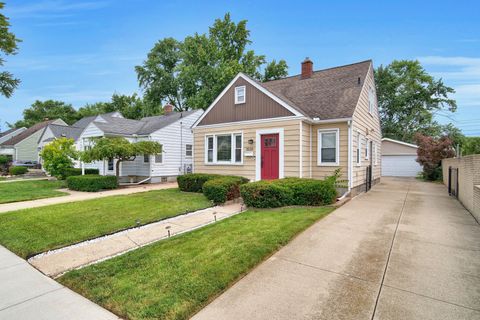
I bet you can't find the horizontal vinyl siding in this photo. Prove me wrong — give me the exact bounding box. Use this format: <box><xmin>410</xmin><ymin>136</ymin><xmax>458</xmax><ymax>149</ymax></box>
<box><xmin>311</xmin><ymin>122</ymin><xmax>349</xmax><ymax>181</ymax></box>
<box><xmin>194</xmin><ymin>120</ymin><xmax>300</xmax><ymax>181</ymax></box>
<box><xmin>15</xmin><ymin>129</ymin><xmax>43</xmax><ymax>162</ymax></box>
<box><xmin>150</xmin><ymin>110</ymin><xmax>202</xmax><ymax>177</ymax></box>
<box><xmin>352</xmin><ymin>66</ymin><xmax>382</xmax><ymax>187</ymax></box>
<box><xmin>302</xmin><ymin>122</ymin><xmax>311</xmax><ymax>178</ymax></box>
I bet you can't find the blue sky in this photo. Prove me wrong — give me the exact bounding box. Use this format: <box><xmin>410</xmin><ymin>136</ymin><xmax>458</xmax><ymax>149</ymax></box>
<box><xmin>0</xmin><ymin>0</ymin><xmax>479</xmax><ymax>135</ymax></box>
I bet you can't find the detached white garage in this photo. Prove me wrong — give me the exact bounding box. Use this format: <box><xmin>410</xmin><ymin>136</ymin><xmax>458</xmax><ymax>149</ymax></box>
<box><xmin>381</xmin><ymin>138</ymin><xmax>422</xmax><ymax>177</ymax></box>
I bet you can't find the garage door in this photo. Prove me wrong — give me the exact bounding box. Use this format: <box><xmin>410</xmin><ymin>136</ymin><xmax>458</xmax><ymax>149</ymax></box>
<box><xmin>382</xmin><ymin>155</ymin><xmax>422</xmax><ymax>177</ymax></box>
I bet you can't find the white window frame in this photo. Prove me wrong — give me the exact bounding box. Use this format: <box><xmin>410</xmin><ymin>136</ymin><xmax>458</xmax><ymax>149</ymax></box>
<box><xmin>185</xmin><ymin>144</ymin><xmax>193</xmax><ymax>157</ymax></box>
<box><xmin>317</xmin><ymin>128</ymin><xmax>340</xmax><ymax>166</ymax></box>
<box><xmin>234</xmin><ymin>86</ymin><xmax>246</xmax><ymax>104</ymax></box>
<box><xmin>107</xmin><ymin>158</ymin><xmax>114</xmax><ymax>171</ymax></box>
<box><xmin>368</xmin><ymin>87</ymin><xmax>375</xmax><ymax>114</ymax></box>
<box><xmin>373</xmin><ymin>143</ymin><xmax>378</xmax><ymax>166</ymax></box>
<box><xmin>144</xmin><ymin>154</ymin><xmax>150</xmax><ymax>163</ymax></box>
<box><xmin>204</xmin><ymin>132</ymin><xmax>243</xmax><ymax>165</ymax></box>
<box><xmin>356</xmin><ymin>132</ymin><xmax>362</xmax><ymax>166</ymax></box>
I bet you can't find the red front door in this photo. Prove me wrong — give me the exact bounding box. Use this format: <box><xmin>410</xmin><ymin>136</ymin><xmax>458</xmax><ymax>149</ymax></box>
<box><xmin>261</xmin><ymin>134</ymin><xmax>279</xmax><ymax>180</ymax></box>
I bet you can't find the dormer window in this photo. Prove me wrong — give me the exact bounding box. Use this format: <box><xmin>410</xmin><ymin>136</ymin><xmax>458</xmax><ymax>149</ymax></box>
<box><xmin>235</xmin><ymin>86</ymin><xmax>246</xmax><ymax>104</ymax></box>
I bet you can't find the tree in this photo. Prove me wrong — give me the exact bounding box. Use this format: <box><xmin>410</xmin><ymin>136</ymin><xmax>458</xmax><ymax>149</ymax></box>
<box><xmin>136</xmin><ymin>13</ymin><xmax>288</xmax><ymax>111</ymax></box>
<box><xmin>81</xmin><ymin>137</ymin><xmax>162</xmax><ymax>178</ymax></box>
<box><xmin>39</xmin><ymin>138</ymin><xmax>78</xmax><ymax>179</ymax></box>
<box><xmin>375</xmin><ymin>60</ymin><xmax>457</xmax><ymax>143</ymax></box>
<box><xmin>0</xmin><ymin>2</ymin><xmax>21</xmax><ymax>98</ymax></box>
<box><xmin>77</xmin><ymin>93</ymin><xmax>158</xmax><ymax>120</ymax></box>
<box><xmin>462</xmin><ymin>137</ymin><xmax>480</xmax><ymax>156</ymax></box>
<box><xmin>414</xmin><ymin>133</ymin><xmax>455</xmax><ymax>181</ymax></box>
<box><xmin>11</xmin><ymin>100</ymin><xmax>79</xmax><ymax>128</ymax></box>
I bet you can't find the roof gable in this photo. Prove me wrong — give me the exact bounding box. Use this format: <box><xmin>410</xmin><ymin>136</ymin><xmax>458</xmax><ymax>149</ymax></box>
<box><xmin>194</xmin><ymin>73</ymin><xmax>302</xmax><ymax>127</ymax></box>
<box><xmin>0</xmin><ymin>120</ymin><xmax>60</xmax><ymax>146</ymax></box>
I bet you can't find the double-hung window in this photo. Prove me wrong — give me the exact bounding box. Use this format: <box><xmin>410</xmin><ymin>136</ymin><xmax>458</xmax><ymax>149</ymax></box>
<box><xmin>155</xmin><ymin>152</ymin><xmax>163</xmax><ymax>164</ymax></box>
<box><xmin>356</xmin><ymin>132</ymin><xmax>362</xmax><ymax>166</ymax></box>
<box><xmin>373</xmin><ymin>143</ymin><xmax>378</xmax><ymax>166</ymax></box>
<box><xmin>144</xmin><ymin>154</ymin><xmax>150</xmax><ymax>163</ymax></box>
<box><xmin>318</xmin><ymin>129</ymin><xmax>339</xmax><ymax>166</ymax></box>
<box><xmin>235</xmin><ymin>86</ymin><xmax>246</xmax><ymax>104</ymax></box>
<box><xmin>185</xmin><ymin>144</ymin><xmax>193</xmax><ymax>157</ymax></box>
<box><xmin>108</xmin><ymin>158</ymin><xmax>114</xmax><ymax>171</ymax></box>
<box><xmin>365</xmin><ymin>139</ymin><xmax>370</xmax><ymax>160</ymax></box>
<box><xmin>205</xmin><ymin>133</ymin><xmax>243</xmax><ymax>164</ymax></box>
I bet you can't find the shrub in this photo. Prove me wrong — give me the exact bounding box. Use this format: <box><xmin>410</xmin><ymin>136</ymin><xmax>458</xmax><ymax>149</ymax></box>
<box><xmin>9</xmin><ymin>166</ymin><xmax>28</xmax><ymax>176</ymax></box>
<box><xmin>39</xmin><ymin>137</ymin><xmax>78</xmax><ymax>179</ymax></box>
<box><xmin>0</xmin><ymin>155</ymin><xmax>9</xmax><ymax>165</ymax></box>
<box><xmin>177</xmin><ymin>173</ymin><xmax>221</xmax><ymax>192</ymax></box>
<box><xmin>202</xmin><ymin>176</ymin><xmax>248</xmax><ymax>204</ymax></box>
<box><xmin>240</xmin><ymin>178</ymin><xmax>337</xmax><ymax>208</ymax></box>
<box><xmin>240</xmin><ymin>181</ymin><xmax>293</xmax><ymax>208</ymax></box>
<box><xmin>66</xmin><ymin>175</ymin><xmax>118</xmax><ymax>192</ymax></box>
<box><xmin>63</xmin><ymin>168</ymin><xmax>100</xmax><ymax>178</ymax></box>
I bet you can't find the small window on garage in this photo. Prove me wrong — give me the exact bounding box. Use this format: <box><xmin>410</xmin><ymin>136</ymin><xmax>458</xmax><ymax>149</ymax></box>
<box><xmin>235</xmin><ymin>86</ymin><xmax>246</xmax><ymax>104</ymax></box>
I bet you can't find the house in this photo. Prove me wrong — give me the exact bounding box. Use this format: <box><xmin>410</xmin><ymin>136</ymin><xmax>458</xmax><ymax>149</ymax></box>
<box><xmin>0</xmin><ymin>119</ymin><xmax>67</xmax><ymax>163</ymax></box>
<box><xmin>77</xmin><ymin>106</ymin><xmax>203</xmax><ymax>183</ymax></box>
<box><xmin>0</xmin><ymin>127</ymin><xmax>27</xmax><ymax>160</ymax></box>
<box><xmin>192</xmin><ymin>59</ymin><xmax>382</xmax><ymax>195</ymax></box>
<box><xmin>381</xmin><ymin>138</ymin><xmax>422</xmax><ymax>177</ymax></box>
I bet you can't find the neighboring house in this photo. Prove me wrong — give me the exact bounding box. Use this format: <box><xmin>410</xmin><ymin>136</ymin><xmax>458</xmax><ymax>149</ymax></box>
<box><xmin>0</xmin><ymin>127</ymin><xmax>27</xmax><ymax>159</ymax></box>
<box><xmin>0</xmin><ymin>119</ymin><xmax>66</xmax><ymax>162</ymax></box>
<box><xmin>78</xmin><ymin>106</ymin><xmax>203</xmax><ymax>183</ymax></box>
<box><xmin>192</xmin><ymin>59</ymin><xmax>382</xmax><ymax>195</ymax></box>
<box><xmin>381</xmin><ymin>138</ymin><xmax>422</xmax><ymax>177</ymax></box>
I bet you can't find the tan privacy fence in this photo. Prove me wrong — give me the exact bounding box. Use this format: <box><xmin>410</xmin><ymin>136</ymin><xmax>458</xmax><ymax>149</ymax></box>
<box><xmin>442</xmin><ymin>155</ymin><xmax>480</xmax><ymax>221</ymax></box>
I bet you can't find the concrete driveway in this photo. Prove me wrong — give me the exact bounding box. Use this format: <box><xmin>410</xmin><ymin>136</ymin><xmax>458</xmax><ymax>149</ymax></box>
<box><xmin>193</xmin><ymin>177</ymin><xmax>480</xmax><ymax>320</ymax></box>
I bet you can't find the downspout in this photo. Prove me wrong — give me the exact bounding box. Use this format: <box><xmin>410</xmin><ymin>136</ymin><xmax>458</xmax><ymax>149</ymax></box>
<box><xmin>347</xmin><ymin>120</ymin><xmax>352</xmax><ymax>191</ymax></box>
<box><xmin>309</xmin><ymin>125</ymin><xmax>312</xmax><ymax>178</ymax></box>
<box><xmin>299</xmin><ymin>121</ymin><xmax>303</xmax><ymax>178</ymax></box>
<box><xmin>180</xmin><ymin>120</ymin><xmax>183</xmax><ymax>174</ymax></box>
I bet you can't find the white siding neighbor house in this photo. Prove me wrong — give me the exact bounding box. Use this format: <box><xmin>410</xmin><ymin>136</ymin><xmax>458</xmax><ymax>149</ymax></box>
<box><xmin>76</xmin><ymin>106</ymin><xmax>203</xmax><ymax>183</ymax></box>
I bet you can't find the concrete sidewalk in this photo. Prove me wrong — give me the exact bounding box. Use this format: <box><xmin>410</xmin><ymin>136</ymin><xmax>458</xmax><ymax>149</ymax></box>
<box><xmin>0</xmin><ymin>182</ymin><xmax>177</xmax><ymax>213</ymax></box>
<box><xmin>30</xmin><ymin>202</ymin><xmax>243</xmax><ymax>277</ymax></box>
<box><xmin>0</xmin><ymin>246</ymin><xmax>118</xmax><ymax>320</ymax></box>
<box><xmin>193</xmin><ymin>177</ymin><xmax>480</xmax><ymax>320</ymax></box>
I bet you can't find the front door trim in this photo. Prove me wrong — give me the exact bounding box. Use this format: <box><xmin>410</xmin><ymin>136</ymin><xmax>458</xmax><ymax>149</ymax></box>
<box><xmin>256</xmin><ymin>128</ymin><xmax>284</xmax><ymax>181</ymax></box>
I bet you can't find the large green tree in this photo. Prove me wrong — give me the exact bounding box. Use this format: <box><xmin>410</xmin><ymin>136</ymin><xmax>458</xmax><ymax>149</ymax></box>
<box><xmin>77</xmin><ymin>93</ymin><xmax>156</xmax><ymax>120</ymax></box>
<box><xmin>136</xmin><ymin>13</ymin><xmax>288</xmax><ymax>111</ymax></box>
<box><xmin>12</xmin><ymin>100</ymin><xmax>79</xmax><ymax>128</ymax></box>
<box><xmin>375</xmin><ymin>60</ymin><xmax>457</xmax><ymax>143</ymax></box>
<box><xmin>0</xmin><ymin>2</ymin><xmax>21</xmax><ymax>98</ymax></box>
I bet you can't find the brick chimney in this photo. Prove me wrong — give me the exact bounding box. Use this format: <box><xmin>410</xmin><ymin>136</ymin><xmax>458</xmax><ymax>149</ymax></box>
<box><xmin>301</xmin><ymin>57</ymin><xmax>313</xmax><ymax>79</ymax></box>
<box><xmin>164</xmin><ymin>104</ymin><xmax>174</xmax><ymax>114</ymax></box>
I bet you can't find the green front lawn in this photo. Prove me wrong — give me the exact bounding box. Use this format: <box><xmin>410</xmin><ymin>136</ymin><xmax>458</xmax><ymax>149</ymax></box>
<box><xmin>0</xmin><ymin>179</ymin><xmax>67</xmax><ymax>204</ymax></box>
<box><xmin>0</xmin><ymin>188</ymin><xmax>211</xmax><ymax>258</ymax></box>
<box><xmin>59</xmin><ymin>206</ymin><xmax>334</xmax><ymax>320</ymax></box>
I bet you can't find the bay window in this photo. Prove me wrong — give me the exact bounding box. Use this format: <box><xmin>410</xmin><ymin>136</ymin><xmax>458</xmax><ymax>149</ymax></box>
<box><xmin>205</xmin><ymin>133</ymin><xmax>243</xmax><ymax>164</ymax></box>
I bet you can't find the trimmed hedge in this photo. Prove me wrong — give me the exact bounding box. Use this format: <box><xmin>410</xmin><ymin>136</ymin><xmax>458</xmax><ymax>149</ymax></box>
<box><xmin>240</xmin><ymin>178</ymin><xmax>337</xmax><ymax>208</ymax></box>
<box><xmin>177</xmin><ymin>173</ymin><xmax>221</xmax><ymax>192</ymax></box>
<box><xmin>202</xmin><ymin>176</ymin><xmax>249</xmax><ymax>204</ymax></box>
<box><xmin>9</xmin><ymin>166</ymin><xmax>28</xmax><ymax>176</ymax></box>
<box><xmin>63</xmin><ymin>168</ymin><xmax>100</xmax><ymax>178</ymax></box>
<box><xmin>66</xmin><ymin>175</ymin><xmax>118</xmax><ymax>192</ymax></box>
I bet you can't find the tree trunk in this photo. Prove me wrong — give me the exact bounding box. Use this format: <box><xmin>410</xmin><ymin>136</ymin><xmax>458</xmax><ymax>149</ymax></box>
<box><xmin>116</xmin><ymin>160</ymin><xmax>121</xmax><ymax>179</ymax></box>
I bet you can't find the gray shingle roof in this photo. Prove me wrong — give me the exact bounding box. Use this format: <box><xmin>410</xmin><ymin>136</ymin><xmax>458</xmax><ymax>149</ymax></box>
<box><xmin>72</xmin><ymin>112</ymin><xmax>123</xmax><ymax>129</ymax></box>
<box><xmin>261</xmin><ymin>60</ymin><xmax>372</xmax><ymax>120</ymax></box>
<box><xmin>0</xmin><ymin>120</ymin><xmax>56</xmax><ymax>146</ymax></box>
<box><xmin>0</xmin><ymin>128</ymin><xmax>20</xmax><ymax>138</ymax></box>
<box><xmin>42</xmin><ymin>124</ymin><xmax>83</xmax><ymax>142</ymax></box>
<box><xmin>138</xmin><ymin>110</ymin><xmax>197</xmax><ymax>135</ymax></box>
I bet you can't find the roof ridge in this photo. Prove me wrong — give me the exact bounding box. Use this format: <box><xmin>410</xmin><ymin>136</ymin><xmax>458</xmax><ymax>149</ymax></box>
<box><xmin>263</xmin><ymin>59</ymin><xmax>372</xmax><ymax>83</ymax></box>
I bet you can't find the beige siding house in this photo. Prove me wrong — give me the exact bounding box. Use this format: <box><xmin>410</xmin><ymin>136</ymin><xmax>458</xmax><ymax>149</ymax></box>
<box><xmin>192</xmin><ymin>59</ymin><xmax>382</xmax><ymax>195</ymax></box>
